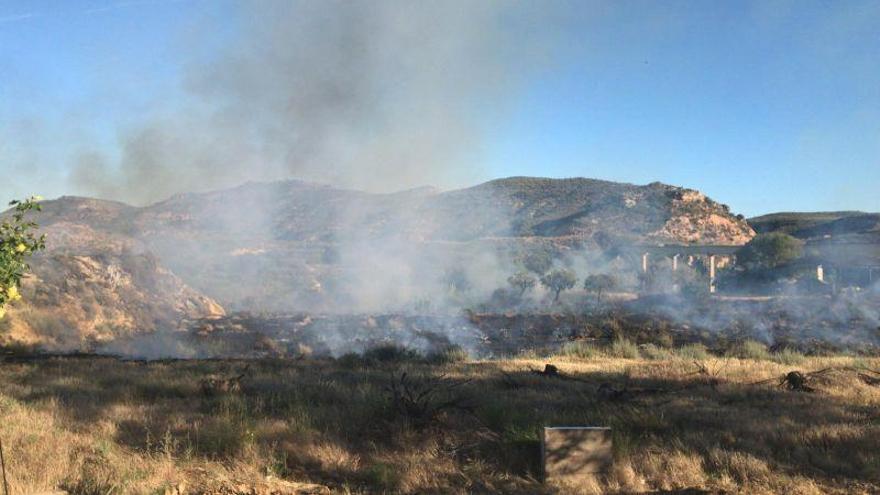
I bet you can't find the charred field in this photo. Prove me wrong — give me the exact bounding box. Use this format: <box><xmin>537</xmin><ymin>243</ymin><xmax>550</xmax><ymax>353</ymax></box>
<box><xmin>0</xmin><ymin>347</ymin><xmax>879</xmax><ymax>494</ymax></box>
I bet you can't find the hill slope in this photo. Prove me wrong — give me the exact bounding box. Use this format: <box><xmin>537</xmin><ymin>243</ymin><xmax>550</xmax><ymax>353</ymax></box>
<box><xmin>749</xmin><ymin>211</ymin><xmax>880</xmax><ymax>240</ymax></box>
<box><xmin>1</xmin><ymin>177</ymin><xmax>753</xmax><ymax>345</ymax></box>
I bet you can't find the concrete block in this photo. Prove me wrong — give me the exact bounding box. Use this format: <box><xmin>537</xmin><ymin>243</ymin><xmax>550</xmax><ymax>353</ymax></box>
<box><xmin>542</xmin><ymin>426</ymin><xmax>612</xmax><ymax>482</ymax></box>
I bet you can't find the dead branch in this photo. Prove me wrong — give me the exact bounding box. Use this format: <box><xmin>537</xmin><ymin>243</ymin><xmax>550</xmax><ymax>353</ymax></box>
<box><xmin>200</xmin><ymin>365</ymin><xmax>251</xmax><ymax>397</ymax></box>
<box><xmin>859</xmin><ymin>373</ymin><xmax>880</xmax><ymax>387</ymax></box>
<box><xmin>385</xmin><ymin>371</ymin><xmax>472</xmax><ymax>427</ymax></box>
<box><xmin>779</xmin><ymin>371</ymin><xmax>814</xmax><ymax>392</ymax></box>
<box><xmin>531</xmin><ymin>363</ymin><xmax>562</xmax><ymax>378</ymax></box>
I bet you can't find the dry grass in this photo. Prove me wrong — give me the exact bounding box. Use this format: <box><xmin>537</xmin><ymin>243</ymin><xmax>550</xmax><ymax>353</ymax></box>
<box><xmin>0</xmin><ymin>352</ymin><xmax>878</xmax><ymax>494</ymax></box>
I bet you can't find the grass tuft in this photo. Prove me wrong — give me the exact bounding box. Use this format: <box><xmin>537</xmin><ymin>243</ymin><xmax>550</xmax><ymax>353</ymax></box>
<box><xmin>676</xmin><ymin>343</ymin><xmax>711</xmax><ymax>360</ymax></box>
<box><xmin>728</xmin><ymin>340</ymin><xmax>771</xmax><ymax>360</ymax></box>
<box><xmin>609</xmin><ymin>338</ymin><xmax>641</xmax><ymax>359</ymax></box>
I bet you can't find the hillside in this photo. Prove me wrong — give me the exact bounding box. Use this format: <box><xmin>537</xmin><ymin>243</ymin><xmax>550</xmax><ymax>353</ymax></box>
<box><xmin>134</xmin><ymin>177</ymin><xmax>753</xmax><ymax>243</ymax></box>
<box><xmin>0</xmin><ymin>251</ymin><xmax>224</xmax><ymax>350</ymax></box>
<box><xmin>1</xmin><ymin>177</ymin><xmax>754</xmax><ymax>346</ymax></box>
<box><xmin>749</xmin><ymin>211</ymin><xmax>880</xmax><ymax>240</ymax></box>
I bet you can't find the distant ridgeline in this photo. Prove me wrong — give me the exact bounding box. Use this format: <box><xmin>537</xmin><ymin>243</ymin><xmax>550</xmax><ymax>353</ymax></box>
<box><xmin>749</xmin><ymin>211</ymin><xmax>880</xmax><ymax>286</ymax></box>
<box><xmin>0</xmin><ymin>176</ymin><xmax>877</xmax><ymax>349</ymax></box>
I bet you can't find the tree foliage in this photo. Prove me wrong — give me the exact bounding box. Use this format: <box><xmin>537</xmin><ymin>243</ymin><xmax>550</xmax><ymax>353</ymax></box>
<box><xmin>443</xmin><ymin>267</ymin><xmax>472</xmax><ymax>294</ymax></box>
<box><xmin>0</xmin><ymin>197</ymin><xmax>45</xmax><ymax>317</ymax></box>
<box><xmin>507</xmin><ymin>271</ymin><xmax>537</xmax><ymax>296</ymax></box>
<box><xmin>521</xmin><ymin>250</ymin><xmax>553</xmax><ymax>275</ymax></box>
<box><xmin>583</xmin><ymin>273</ymin><xmax>617</xmax><ymax>303</ymax></box>
<box><xmin>737</xmin><ymin>233</ymin><xmax>804</xmax><ymax>270</ymax></box>
<box><xmin>540</xmin><ymin>268</ymin><xmax>577</xmax><ymax>302</ymax></box>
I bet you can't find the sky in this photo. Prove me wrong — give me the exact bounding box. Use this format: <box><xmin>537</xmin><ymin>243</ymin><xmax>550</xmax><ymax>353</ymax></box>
<box><xmin>0</xmin><ymin>0</ymin><xmax>878</xmax><ymax>217</ymax></box>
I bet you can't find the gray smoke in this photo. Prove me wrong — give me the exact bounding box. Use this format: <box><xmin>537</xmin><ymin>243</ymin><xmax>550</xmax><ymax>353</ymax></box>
<box><xmin>73</xmin><ymin>0</ymin><xmax>566</xmax><ymax>205</ymax></box>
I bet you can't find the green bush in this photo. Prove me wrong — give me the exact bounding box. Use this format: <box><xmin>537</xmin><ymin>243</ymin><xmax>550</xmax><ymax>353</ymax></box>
<box><xmin>336</xmin><ymin>352</ymin><xmax>364</xmax><ymax>368</ymax></box>
<box><xmin>609</xmin><ymin>338</ymin><xmax>641</xmax><ymax>359</ymax></box>
<box><xmin>772</xmin><ymin>348</ymin><xmax>806</xmax><ymax>365</ymax></box>
<box><xmin>641</xmin><ymin>343</ymin><xmax>674</xmax><ymax>360</ymax></box>
<box><xmin>0</xmin><ymin>196</ymin><xmax>45</xmax><ymax>319</ymax></box>
<box><xmin>427</xmin><ymin>344</ymin><xmax>470</xmax><ymax>364</ymax></box>
<box><xmin>677</xmin><ymin>343</ymin><xmax>710</xmax><ymax>360</ymax></box>
<box><xmin>363</xmin><ymin>462</ymin><xmax>402</xmax><ymax>491</ymax></box>
<box><xmin>560</xmin><ymin>341</ymin><xmax>603</xmax><ymax>359</ymax></box>
<box><xmin>363</xmin><ymin>344</ymin><xmax>422</xmax><ymax>364</ymax></box>
<box><xmin>729</xmin><ymin>340</ymin><xmax>771</xmax><ymax>360</ymax></box>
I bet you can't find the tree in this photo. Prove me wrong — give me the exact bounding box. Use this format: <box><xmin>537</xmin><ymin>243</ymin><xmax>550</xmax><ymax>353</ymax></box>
<box><xmin>442</xmin><ymin>267</ymin><xmax>471</xmax><ymax>294</ymax></box>
<box><xmin>521</xmin><ymin>250</ymin><xmax>553</xmax><ymax>275</ymax></box>
<box><xmin>584</xmin><ymin>274</ymin><xmax>617</xmax><ymax>304</ymax></box>
<box><xmin>737</xmin><ymin>233</ymin><xmax>804</xmax><ymax>270</ymax></box>
<box><xmin>507</xmin><ymin>271</ymin><xmax>537</xmax><ymax>296</ymax></box>
<box><xmin>0</xmin><ymin>197</ymin><xmax>45</xmax><ymax>319</ymax></box>
<box><xmin>540</xmin><ymin>269</ymin><xmax>577</xmax><ymax>302</ymax></box>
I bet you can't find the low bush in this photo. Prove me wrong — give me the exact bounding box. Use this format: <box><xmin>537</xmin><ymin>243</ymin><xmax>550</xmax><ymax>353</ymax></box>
<box><xmin>772</xmin><ymin>348</ymin><xmax>806</xmax><ymax>365</ymax></box>
<box><xmin>427</xmin><ymin>344</ymin><xmax>470</xmax><ymax>364</ymax></box>
<box><xmin>560</xmin><ymin>341</ymin><xmax>604</xmax><ymax>359</ymax></box>
<box><xmin>609</xmin><ymin>338</ymin><xmax>641</xmax><ymax>359</ymax></box>
<box><xmin>677</xmin><ymin>343</ymin><xmax>711</xmax><ymax>360</ymax></box>
<box><xmin>729</xmin><ymin>340</ymin><xmax>771</xmax><ymax>360</ymax></box>
<box><xmin>363</xmin><ymin>344</ymin><xmax>422</xmax><ymax>364</ymax></box>
<box><xmin>641</xmin><ymin>343</ymin><xmax>674</xmax><ymax>360</ymax></box>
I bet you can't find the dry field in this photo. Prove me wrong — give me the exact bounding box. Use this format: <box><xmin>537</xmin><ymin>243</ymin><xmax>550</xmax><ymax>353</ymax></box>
<box><xmin>0</xmin><ymin>345</ymin><xmax>878</xmax><ymax>494</ymax></box>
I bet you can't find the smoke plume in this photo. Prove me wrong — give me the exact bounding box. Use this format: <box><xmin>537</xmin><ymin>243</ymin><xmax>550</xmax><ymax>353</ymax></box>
<box><xmin>73</xmin><ymin>0</ymin><xmax>564</xmax><ymax>205</ymax></box>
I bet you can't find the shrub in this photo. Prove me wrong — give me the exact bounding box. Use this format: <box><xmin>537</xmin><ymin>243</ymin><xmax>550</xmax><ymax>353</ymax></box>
<box><xmin>363</xmin><ymin>344</ymin><xmax>422</xmax><ymax>364</ymax></box>
<box><xmin>609</xmin><ymin>338</ymin><xmax>641</xmax><ymax>359</ymax></box>
<box><xmin>427</xmin><ymin>344</ymin><xmax>470</xmax><ymax>364</ymax></box>
<box><xmin>737</xmin><ymin>232</ymin><xmax>804</xmax><ymax>270</ymax></box>
<box><xmin>772</xmin><ymin>348</ymin><xmax>806</xmax><ymax>365</ymax></box>
<box><xmin>0</xmin><ymin>196</ymin><xmax>45</xmax><ymax>319</ymax></box>
<box><xmin>560</xmin><ymin>341</ymin><xmax>604</xmax><ymax>359</ymax></box>
<box><xmin>729</xmin><ymin>340</ymin><xmax>771</xmax><ymax>360</ymax></box>
<box><xmin>363</xmin><ymin>462</ymin><xmax>402</xmax><ymax>491</ymax></box>
<box><xmin>677</xmin><ymin>343</ymin><xmax>710</xmax><ymax>360</ymax></box>
<box><xmin>336</xmin><ymin>352</ymin><xmax>364</xmax><ymax>369</ymax></box>
<box><xmin>641</xmin><ymin>343</ymin><xmax>674</xmax><ymax>360</ymax></box>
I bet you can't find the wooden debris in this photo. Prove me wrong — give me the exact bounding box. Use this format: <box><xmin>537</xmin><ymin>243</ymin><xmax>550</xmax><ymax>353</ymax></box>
<box><xmin>200</xmin><ymin>365</ymin><xmax>250</xmax><ymax>397</ymax></box>
<box><xmin>858</xmin><ymin>373</ymin><xmax>880</xmax><ymax>387</ymax></box>
<box><xmin>779</xmin><ymin>371</ymin><xmax>814</xmax><ymax>392</ymax></box>
<box><xmin>532</xmin><ymin>364</ymin><xmax>562</xmax><ymax>378</ymax></box>
<box><xmin>385</xmin><ymin>371</ymin><xmax>472</xmax><ymax>426</ymax></box>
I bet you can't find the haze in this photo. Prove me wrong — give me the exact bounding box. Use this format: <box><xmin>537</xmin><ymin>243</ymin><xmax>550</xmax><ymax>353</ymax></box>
<box><xmin>1</xmin><ymin>0</ymin><xmax>878</xmax><ymax>216</ymax></box>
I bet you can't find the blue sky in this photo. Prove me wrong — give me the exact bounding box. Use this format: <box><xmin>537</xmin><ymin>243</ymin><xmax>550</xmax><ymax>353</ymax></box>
<box><xmin>1</xmin><ymin>0</ymin><xmax>878</xmax><ymax>216</ymax></box>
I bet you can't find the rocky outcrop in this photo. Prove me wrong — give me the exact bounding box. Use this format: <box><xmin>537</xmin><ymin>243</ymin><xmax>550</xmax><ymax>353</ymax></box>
<box><xmin>0</xmin><ymin>251</ymin><xmax>224</xmax><ymax>350</ymax></box>
<box><xmin>648</xmin><ymin>189</ymin><xmax>754</xmax><ymax>244</ymax></box>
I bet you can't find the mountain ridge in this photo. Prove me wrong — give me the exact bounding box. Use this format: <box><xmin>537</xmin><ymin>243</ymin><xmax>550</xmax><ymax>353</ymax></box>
<box><xmin>2</xmin><ymin>176</ymin><xmax>756</xmax><ymax>348</ymax></box>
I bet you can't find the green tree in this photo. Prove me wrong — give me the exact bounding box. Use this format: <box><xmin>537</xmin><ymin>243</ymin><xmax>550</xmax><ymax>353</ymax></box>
<box><xmin>507</xmin><ymin>271</ymin><xmax>537</xmax><ymax>296</ymax></box>
<box><xmin>540</xmin><ymin>269</ymin><xmax>577</xmax><ymax>302</ymax></box>
<box><xmin>0</xmin><ymin>197</ymin><xmax>46</xmax><ymax>318</ymax></box>
<box><xmin>583</xmin><ymin>273</ymin><xmax>617</xmax><ymax>303</ymax></box>
<box><xmin>737</xmin><ymin>233</ymin><xmax>804</xmax><ymax>270</ymax></box>
<box><xmin>521</xmin><ymin>250</ymin><xmax>553</xmax><ymax>275</ymax></box>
